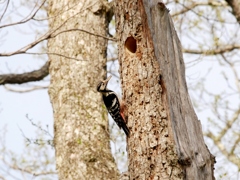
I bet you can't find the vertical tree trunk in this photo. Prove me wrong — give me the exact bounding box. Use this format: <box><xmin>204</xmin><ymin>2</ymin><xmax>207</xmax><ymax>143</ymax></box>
<box><xmin>115</xmin><ymin>0</ymin><xmax>215</xmax><ymax>179</ymax></box>
<box><xmin>48</xmin><ymin>0</ymin><xmax>118</xmax><ymax>179</ymax></box>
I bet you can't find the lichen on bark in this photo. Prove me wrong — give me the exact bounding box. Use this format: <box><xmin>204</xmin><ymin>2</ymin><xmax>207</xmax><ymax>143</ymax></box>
<box><xmin>48</xmin><ymin>0</ymin><xmax>119</xmax><ymax>179</ymax></box>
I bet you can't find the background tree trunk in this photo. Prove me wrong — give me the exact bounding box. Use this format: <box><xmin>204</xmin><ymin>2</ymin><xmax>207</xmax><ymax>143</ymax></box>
<box><xmin>115</xmin><ymin>1</ymin><xmax>215</xmax><ymax>179</ymax></box>
<box><xmin>47</xmin><ymin>0</ymin><xmax>118</xmax><ymax>179</ymax></box>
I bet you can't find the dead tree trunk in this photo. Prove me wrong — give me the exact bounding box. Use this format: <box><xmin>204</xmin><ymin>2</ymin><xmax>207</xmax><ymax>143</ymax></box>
<box><xmin>115</xmin><ymin>1</ymin><xmax>215</xmax><ymax>179</ymax></box>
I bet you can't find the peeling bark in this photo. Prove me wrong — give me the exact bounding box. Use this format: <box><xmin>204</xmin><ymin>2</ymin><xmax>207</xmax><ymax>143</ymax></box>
<box><xmin>115</xmin><ymin>0</ymin><xmax>215</xmax><ymax>179</ymax></box>
<box><xmin>48</xmin><ymin>0</ymin><xmax>118</xmax><ymax>179</ymax></box>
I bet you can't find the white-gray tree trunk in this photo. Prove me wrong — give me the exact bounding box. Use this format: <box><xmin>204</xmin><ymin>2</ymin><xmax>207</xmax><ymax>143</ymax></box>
<box><xmin>48</xmin><ymin>0</ymin><xmax>118</xmax><ymax>179</ymax></box>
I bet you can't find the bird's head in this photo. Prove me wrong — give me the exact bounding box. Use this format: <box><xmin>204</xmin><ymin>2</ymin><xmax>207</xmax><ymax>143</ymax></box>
<box><xmin>97</xmin><ymin>75</ymin><xmax>112</xmax><ymax>92</ymax></box>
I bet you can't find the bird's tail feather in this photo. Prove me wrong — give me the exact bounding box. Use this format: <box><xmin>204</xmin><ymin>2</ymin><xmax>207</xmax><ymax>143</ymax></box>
<box><xmin>122</xmin><ymin>124</ymin><xmax>130</xmax><ymax>137</ymax></box>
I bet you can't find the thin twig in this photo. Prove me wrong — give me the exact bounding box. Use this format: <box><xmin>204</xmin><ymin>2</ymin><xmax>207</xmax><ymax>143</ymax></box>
<box><xmin>0</xmin><ymin>1</ymin><xmax>111</xmax><ymax>57</ymax></box>
<box><xmin>183</xmin><ymin>44</ymin><xmax>240</xmax><ymax>55</ymax></box>
<box><xmin>0</xmin><ymin>0</ymin><xmax>10</xmax><ymax>22</ymax></box>
<box><xmin>4</xmin><ymin>85</ymin><xmax>48</xmax><ymax>93</ymax></box>
<box><xmin>0</xmin><ymin>0</ymin><xmax>47</xmax><ymax>28</ymax></box>
<box><xmin>51</xmin><ymin>28</ymin><xmax>116</xmax><ymax>41</ymax></box>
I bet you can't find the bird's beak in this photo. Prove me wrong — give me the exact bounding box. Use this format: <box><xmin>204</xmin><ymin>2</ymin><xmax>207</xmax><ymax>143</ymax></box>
<box><xmin>104</xmin><ymin>75</ymin><xmax>112</xmax><ymax>84</ymax></box>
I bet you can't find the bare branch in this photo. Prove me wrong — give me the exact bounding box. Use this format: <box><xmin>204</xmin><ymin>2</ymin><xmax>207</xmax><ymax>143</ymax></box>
<box><xmin>4</xmin><ymin>85</ymin><xmax>48</xmax><ymax>93</ymax></box>
<box><xmin>206</xmin><ymin>131</ymin><xmax>240</xmax><ymax>166</ymax></box>
<box><xmin>26</xmin><ymin>52</ymin><xmax>86</xmax><ymax>61</ymax></box>
<box><xmin>25</xmin><ymin>114</ymin><xmax>53</xmax><ymax>138</ymax></box>
<box><xmin>218</xmin><ymin>109</ymin><xmax>240</xmax><ymax>141</ymax></box>
<box><xmin>0</xmin><ymin>61</ymin><xmax>49</xmax><ymax>85</ymax></box>
<box><xmin>0</xmin><ymin>0</ymin><xmax>47</xmax><ymax>28</ymax></box>
<box><xmin>172</xmin><ymin>1</ymin><xmax>231</xmax><ymax>24</ymax></box>
<box><xmin>205</xmin><ymin>108</ymin><xmax>240</xmax><ymax>166</ymax></box>
<box><xmin>51</xmin><ymin>28</ymin><xmax>116</xmax><ymax>41</ymax></box>
<box><xmin>0</xmin><ymin>28</ymin><xmax>113</xmax><ymax>57</ymax></box>
<box><xmin>183</xmin><ymin>44</ymin><xmax>240</xmax><ymax>55</ymax></box>
<box><xmin>0</xmin><ymin>0</ymin><xmax>10</xmax><ymax>22</ymax></box>
<box><xmin>1</xmin><ymin>157</ymin><xmax>56</xmax><ymax>177</ymax></box>
<box><xmin>8</xmin><ymin>164</ymin><xmax>56</xmax><ymax>177</ymax></box>
<box><xmin>0</xmin><ymin>2</ymin><xmax>112</xmax><ymax>57</ymax></box>
<box><xmin>171</xmin><ymin>2</ymin><xmax>210</xmax><ymax>17</ymax></box>
<box><xmin>221</xmin><ymin>54</ymin><xmax>240</xmax><ymax>92</ymax></box>
<box><xmin>230</xmin><ymin>133</ymin><xmax>240</xmax><ymax>154</ymax></box>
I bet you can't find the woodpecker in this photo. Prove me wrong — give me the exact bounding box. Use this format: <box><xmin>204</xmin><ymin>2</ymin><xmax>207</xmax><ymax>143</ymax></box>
<box><xmin>97</xmin><ymin>75</ymin><xmax>130</xmax><ymax>137</ymax></box>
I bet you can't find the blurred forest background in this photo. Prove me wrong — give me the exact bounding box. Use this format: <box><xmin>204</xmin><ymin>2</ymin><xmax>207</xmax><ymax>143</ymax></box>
<box><xmin>0</xmin><ymin>0</ymin><xmax>239</xmax><ymax>179</ymax></box>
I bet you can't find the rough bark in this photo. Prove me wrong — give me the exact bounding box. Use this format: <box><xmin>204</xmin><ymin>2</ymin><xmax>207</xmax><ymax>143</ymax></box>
<box><xmin>115</xmin><ymin>0</ymin><xmax>215</xmax><ymax>179</ymax></box>
<box><xmin>48</xmin><ymin>0</ymin><xmax>118</xmax><ymax>179</ymax></box>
